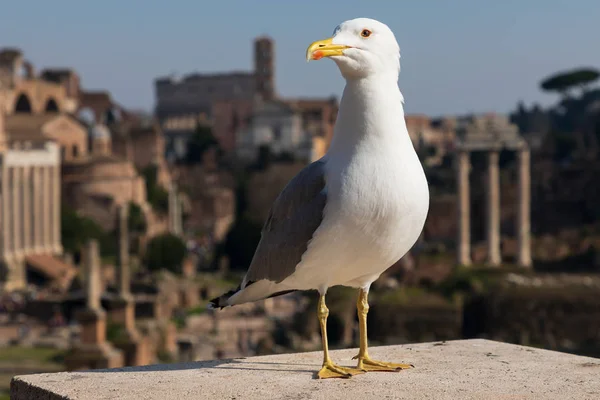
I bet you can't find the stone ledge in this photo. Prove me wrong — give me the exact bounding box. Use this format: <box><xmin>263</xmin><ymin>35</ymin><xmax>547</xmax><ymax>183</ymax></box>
<box><xmin>11</xmin><ymin>339</ymin><xmax>600</xmax><ymax>400</ymax></box>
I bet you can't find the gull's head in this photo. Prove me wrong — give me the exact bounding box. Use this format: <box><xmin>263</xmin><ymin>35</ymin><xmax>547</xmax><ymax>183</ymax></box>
<box><xmin>306</xmin><ymin>18</ymin><xmax>400</xmax><ymax>79</ymax></box>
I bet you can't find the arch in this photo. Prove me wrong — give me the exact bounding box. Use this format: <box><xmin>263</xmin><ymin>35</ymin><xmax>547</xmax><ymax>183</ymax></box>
<box><xmin>77</xmin><ymin>107</ymin><xmax>96</xmax><ymax>126</ymax></box>
<box><xmin>104</xmin><ymin>107</ymin><xmax>121</xmax><ymax>125</ymax></box>
<box><xmin>45</xmin><ymin>98</ymin><xmax>59</xmax><ymax>112</ymax></box>
<box><xmin>14</xmin><ymin>93</ymin><xmax>32</xmax><ymax>113</ymax></box>
<box><xmin>105</xmin><ymin>109</ymin><xmax>116</xmax><ymax>124</ymax></box>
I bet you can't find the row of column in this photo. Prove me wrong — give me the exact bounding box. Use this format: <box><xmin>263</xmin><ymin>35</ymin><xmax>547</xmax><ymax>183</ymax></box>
<box><xmin>0</xmin><ymin>164</ymin><xmax>61</xmax><ymax>260</ymax></box>
<box><xmin>456</xmin><ymin>148</ymin><xmax>531</xmax><ymax>267</ymax></box>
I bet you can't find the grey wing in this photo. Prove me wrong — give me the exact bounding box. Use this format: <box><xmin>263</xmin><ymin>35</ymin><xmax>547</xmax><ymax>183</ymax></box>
<box><xmin>244</xmin><ymin>159</ymin><xmax>327</xmax><ymax>284</ymax></box>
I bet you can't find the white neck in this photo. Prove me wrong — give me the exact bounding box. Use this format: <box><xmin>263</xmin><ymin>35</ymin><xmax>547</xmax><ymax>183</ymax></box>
<box><xmin>327</xmin><ymin>73</ymin><xmax>412</xmax><ymax>156</ymax></box>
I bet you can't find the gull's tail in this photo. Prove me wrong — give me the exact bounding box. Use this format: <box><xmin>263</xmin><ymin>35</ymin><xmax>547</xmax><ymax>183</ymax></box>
<box><xmin>208</xmin><ymin>279</ymin><xmax>297</xmax><ymax>310</ymax></box>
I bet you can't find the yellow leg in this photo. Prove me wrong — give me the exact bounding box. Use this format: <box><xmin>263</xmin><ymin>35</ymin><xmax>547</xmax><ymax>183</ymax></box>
<box><xmin>317</xmin><ymin>294</ymin><xmax>364</xmax><ymax>379</ymax></box>
<box><xmin>353</xmin><ymin>288</ymin><xmax>414</xmax><ymax>372</ymax></box>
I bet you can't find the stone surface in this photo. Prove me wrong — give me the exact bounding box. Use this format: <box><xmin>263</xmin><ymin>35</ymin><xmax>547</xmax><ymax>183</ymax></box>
<box><xmin>11</xmin><ymin>339</ymin><xmax>600</xmax><ymax>400</ymax></box>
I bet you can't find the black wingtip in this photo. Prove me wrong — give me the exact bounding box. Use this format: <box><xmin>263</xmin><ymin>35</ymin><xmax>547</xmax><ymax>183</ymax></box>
<box><xmin>208</xmin><ymin>285</ymin><xmax>241</xmax><ymax>310</ymax></box>
<box><xmin>207</xmin><ymin>298</ymin><xmax>225</xmax><ymax>310</ymax></box>
<box><xmin>208</xmin><ymin>295</ymin><xmax>229</xmax><ymax>310</ymax></box>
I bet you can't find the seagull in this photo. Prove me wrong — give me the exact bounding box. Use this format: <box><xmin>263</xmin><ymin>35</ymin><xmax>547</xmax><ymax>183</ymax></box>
<box><xmin>210</xmin><ymin>17</ymin><xmax>429</xmax><ymax>379</ymax></box>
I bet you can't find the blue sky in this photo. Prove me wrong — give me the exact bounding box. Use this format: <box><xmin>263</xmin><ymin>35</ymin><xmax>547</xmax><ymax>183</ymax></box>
<box><xmin>1</xmin><ymin>1</ymin><xmax>598</xmax><ymax>116</ymax></box>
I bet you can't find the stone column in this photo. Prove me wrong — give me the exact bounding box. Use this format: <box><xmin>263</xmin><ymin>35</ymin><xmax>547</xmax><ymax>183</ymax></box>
<box><xmin>517</xmin><ymin>148</ymin><xmax>532</xmax><ymax>267</ymax></box>
<box><xmin>33</xmin><ymin>166</ymin><xmax>43</xmax><ymax>252</ymax></box>
<box><xmin>84</xmin><ymin>240</ymin><xmax>102</xmax><ymax>312</ymax></box>
<box><xmin>486</xmin><ymin>150</ymin><xmax>502</xmax><ymax>266</ymax></box>
<box><xmin>12</xmin><ymin>166</ymin><xmax>22</xmax><ymax>255</ymax></box>
<box><xmin>1</xmin><ymin>164</ymin><xmax>9</xmax><ymax>257</ymax></box>
<box><xmin>52</xmin><ymin>165</ymin><xmax>62</xmax><ymax>253</ymax></box>
<box><xmin>29</xmin><ymin>167</ymin><xmax>36</xmax><ymax>251</ymax></box>
<box><xmin>168</xmin><ymin>182</ymin><xmax>182</xmax><ymax>236</ymax></box>
<box><xmin>456</xmin><ymin>150</ymin><xmax>472</xmax><ymax>266</ymax></box>
<box><xmin>116</xmin><ymin>204</ymin><xmax>130</xmax><ymax>298</ymax></box>
<box><xmin>65</xmin><ymin>239</ymin><xmax>125</xmax><ymax>371</ymax></box>
<box><xmin>107</xmin><ymin>205</ymin><xmax>151</xmax><ymax>366</ymax></box>
<box><xmin>43</xmin><ymin>166</ymin><xmax>52</xmax><ymax>252</ymax></box>
<box><xmin>22</xmin><ymin>167</ymin><xmax>31</xmax><ymax>252</ymax></box>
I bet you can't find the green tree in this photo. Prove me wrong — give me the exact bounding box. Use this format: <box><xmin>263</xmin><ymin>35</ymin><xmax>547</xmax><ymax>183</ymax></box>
<box><xmin>540</xmin><ymin>67</ymin><xmax>600</xmax><ymax>96</ymax></box>
<box><xmin>144</xmin><ymin>233</ymin><xmax>187</xmax><ymax>273</ymax></box>
<box><xmin>212</xmin><ymin>168</ymin><xmax>263</xmax><ymax>270</ymax></box>
<box><xmin>141</xmin><ymin>165</ymin><xmax>169</xmax><ymax>214</ymax></box>
<box><xmin>186</xmin><ymin>123</ymin><xmax>219</xmax><ymax>164</ymax></box>
<box><xmin>61</xmin><ymin>205</ymin><xmax>114</xmax><ymax>257</ymax></box>
<box><xmin>128</xmin><ymin>202</ymin><xmax>147</xmax><ymax>233</ymax></box>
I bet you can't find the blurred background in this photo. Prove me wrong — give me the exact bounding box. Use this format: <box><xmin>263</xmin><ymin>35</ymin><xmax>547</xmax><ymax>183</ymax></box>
<box><xmin>0</xmin><ymin>1</ymin><xmax>599</xmax><ymax>398</ymax></box>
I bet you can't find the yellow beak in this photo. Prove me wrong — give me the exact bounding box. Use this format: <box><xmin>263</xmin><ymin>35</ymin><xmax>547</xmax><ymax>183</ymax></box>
<box><xmin>306</xmin><ymin>38</ymin><xmax>350</xmax><ymax>62</ymax></box>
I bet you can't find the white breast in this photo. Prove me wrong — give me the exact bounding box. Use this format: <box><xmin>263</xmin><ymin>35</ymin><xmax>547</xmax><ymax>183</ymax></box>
<box><xmin>283</xmin><ymin>133</ymin><xmax>429</xmax><ymax>292</ymax></box>
<box><xmin>329</xmin><ymin>138</ymin><xmax>429</xmax><ymax>270</ymax></box>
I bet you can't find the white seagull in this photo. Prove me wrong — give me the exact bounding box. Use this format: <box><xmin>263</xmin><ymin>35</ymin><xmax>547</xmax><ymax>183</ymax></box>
<box><xmin>210</xmin><ymin>17</ymin><xmax>430</xmax><ymax>379</ymax></box>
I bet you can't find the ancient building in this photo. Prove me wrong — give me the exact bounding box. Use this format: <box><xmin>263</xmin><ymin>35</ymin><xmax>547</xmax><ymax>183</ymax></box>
<box><xmin>0</xmin><ymin>48</ymin><xmax>79</xmax><ymax>114</ymax></box>
<box><xmin>454</xmin><ymin>114</ymin><xmax>532</xmax><ymax>268</ymax></box>
<box><xmin>77</xmin><ymin>91</ymin><xmax>124</xmax><ymax>125</ymax></box>
<box><xmin>254</xmin><ymin>36</ymin><xmax>275</xmax><ymax>101</ymax></box>
<box><xmin>211</xmin><ymin>99</ymin><xmax>254</xmax><ymax>155</ymax></box>
<box><xmin>5</xmin><ymin>114</ymin><xmax>88</xmax><ymax>162</ymax></box>
<box><xmin>155</xmin><ymin>36</ymin><xmax>275</xmax><ymax>160</ymax></box>
<box><xmin>111</xmin><ymin>116</ymin><xmax>172</xmax><ymax>188</ymax></box>
<box><xmin>235</xmin><ymin>99</ymin><xmax>313</xmax><ymax>162</ymax></box>
<box><xmin>172</xmin><ymin>165</ymin><xmax>234</xmax><ymax>242</ymax></box>
<box><xmin>405</xmin><ymin>114</ymin><xmax>456</xmax><ymax>166</ymax></box>
<box><xmin>154</xmin><ymin>37</ymin><xmax>339</xmax><ymax>163</ymax></box>
<box><xmin>0</xmin><ymin>49</ymin><xmax>86</xmax><ymax>291</ymax></box>
<box><xmin>65</xmin><ymin>91</ymin><xmax>172</xmax><ymax>234</ymax></box>
<box><xmin>0</xmin><ymin>96</ymin><xmax>74</xmax><ymax>291</ymax></box>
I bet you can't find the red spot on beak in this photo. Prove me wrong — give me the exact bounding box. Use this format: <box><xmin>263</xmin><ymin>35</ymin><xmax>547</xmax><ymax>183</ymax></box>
<box><xmin>312</xmin><ymin>50</ymin><xmax>324</xmax><ymax>60</ymax></box>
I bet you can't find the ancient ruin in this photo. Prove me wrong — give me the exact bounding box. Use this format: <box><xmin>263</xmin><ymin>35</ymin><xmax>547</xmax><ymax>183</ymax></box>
<box><xmin>64</xmin><ymin>240</ymin><xmax>124</xmax><ymax>370</ymax></box>
<box><xmin>0</xmin><ymin>83</ymin><xmax>73</xmax><ymax>291</ymax></box>
<box><xmin>168</xmin><ymin>181</ymin><xmax>183</xmax><ymax>235</ymax></box>
<box><xmin>107</xmin><ymin>205</ymin><xmax>152</xmax><ymax>366</ymax></box>
<box><xmin>454</xmin><ymin>114</ymin><xmax>532</xmax><ymax>267</ymax></box>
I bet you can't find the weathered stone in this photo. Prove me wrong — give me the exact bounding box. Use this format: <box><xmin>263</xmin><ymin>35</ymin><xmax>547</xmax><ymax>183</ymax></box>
<box><xmin>456</xmin><ymin>150</ymin><xmax>471</xmax><ymax>266</ymax></box>
<box><xmin>453</xmin><ymin>114</ymin><xmax>531</xmax><ymax>269</ymax></box>
<box><xmin>12</xmin><ymin>340</ymin><xmax>600</xmax><ymax>400</ymax></box>
<box><xmin>65</xmin><ymin>239</ymin><xmax>124</xmax><ymax>371</ymax></box>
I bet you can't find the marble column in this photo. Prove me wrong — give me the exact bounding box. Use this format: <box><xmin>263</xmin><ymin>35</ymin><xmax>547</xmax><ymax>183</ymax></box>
<box><xmin>456</xmin><ymin>150</ymin><xmax>472</xmax><ymax>266</ymax></box>
<box><xmin>486</xmin><ymin>150</ymin><xmax>502</xmax><ymax>266</ymax></box>
<box><xmin>29</xmin><ymin>167</ymin><xmax>36</xmax><ymax>251</ymax></box>
<box><xmin>12</xmin><ymin>166</ymin><xmax>22</xmax><ymax>255</ymax></box>
<box><xmin>52</xmin><ymin>165</ymin><xmax>62</xmax><ymax>253</ymax></box>
<box><xmin>65</xmin><ymin>238</ymin><xmax>125</xmax><ymax>371</ymax></box>
<box><xmin>168</xmin><ymin>182</ymin><xmax>182</xmax><ymax>236</ymax></box>
<box><xmin>85</xmin><ymin>239</ymin><xmax>102</xmax><ymax>312</ymax></box>
<box><xmin>42</xmin><ymin>166</ymin><xmax>52</xmax><ymax>252</ymax></box>
<box><xmin>22</xmin><ymin>167</ymin><xmax>31</xmax><ymax>252</ymax></box>
<box><xmin>116</xmin><ymin>204</ymin><xmax>130</xmax><ymax>298</ymax></box>
<box><xmin>33</xmin><ymin>166</ymin><xmax>43</xmax><ymax>252</ymax></box>
<box><xmin>109</xmin><ymin>206</ymin><xmax>150</xmax><ymax>367</ymax></box>
<box><xmin>1</xmin><ymin>164</ymin><xmax>9</xmax><ymax>257</ymax></box>
<box><xmin>517</xmin><ymin>148</ymin><xmax>532</xmax><ymax>267</ymax></box>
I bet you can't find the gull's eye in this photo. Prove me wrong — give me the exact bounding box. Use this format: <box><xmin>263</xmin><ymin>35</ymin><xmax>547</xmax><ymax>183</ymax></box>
<box><xmin>361</xmin><ymin>29</ymin><xmax>372</xmax><ymax>38</ymax></box>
